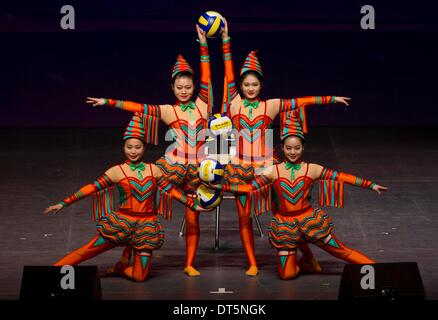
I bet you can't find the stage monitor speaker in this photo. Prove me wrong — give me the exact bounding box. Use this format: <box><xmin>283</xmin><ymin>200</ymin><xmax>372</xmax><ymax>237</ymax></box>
<box><xmin>19</xmin><ymin>266</ymin><xmax>102</xmax><ymax>300</ymax></box>
<box><xmin>338</xmin><ymin>262</ymin><xmax>425</xmax><ymax>300</ymax></box>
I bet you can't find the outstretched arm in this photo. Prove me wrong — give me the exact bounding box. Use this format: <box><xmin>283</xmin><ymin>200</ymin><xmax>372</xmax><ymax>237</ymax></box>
<box><xmin>87</xmin><ymin>97</ymin><xmax>164</xmax><ymax>119</ymax></box>
<box><xmin>205</xmin><ymin>167</ymin><xmax>274</xmax><ymax>194</ymax></box>
<box><xmin>272</xmin><ymin>96</ymin><xmax>350</xmax><ymax>135</ymax></box>
<box><xmin>195</xmin><ymin>25</ymin><xmax>213</xmax><ymax>115</ymax></box>
<box><xmin>221</xmin><ymin>18</ymin><xmax>240</xmax><ymax>114</ymax></box>
<box><xmin>268</xmin><ymin>96</ymin><xmax>350</xmax><ymax>120</ymax></box>
<box><xmin>152</xmin><ymin>165</ymin><xmax>209</xmax><ymax>211</ymax></box>
<box><xmin>45</xmin><ymin>168</ymin><xmax>116</xmax><ymax>215</ymax></box>
<box><xmin>87</xmin><ymin>97</ymin><xmax>166</xmax><ymax>144</ymax></box>
<box><xmin>315</xmin><ymin>164</ymin><xmax>388</xmax><ymax>194</ymax></box>
<box><xmin>311</xmin><ymin>163</ymin><xmax>387</xmax><ymax>208</ymax></box>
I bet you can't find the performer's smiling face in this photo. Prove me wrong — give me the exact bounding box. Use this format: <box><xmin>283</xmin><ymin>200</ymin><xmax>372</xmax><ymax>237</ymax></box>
<box><xmin>240</xmin><ymin>73</ymin><xmax>262</xmax><ymax>100</ymax></box>
<box><xmin>281</xmin><ymin>135</ymin><xmax>304</xmax><ymax>163</ymax></box>
<box><xmin>172</xmin><ymin>75</ymin><xmax>195</xmax><ymax>103</ymax></box>
<box><xmin>124</xmin><ymin>138</ymin><xmax>145</xmax><ymax>163</ymax></box>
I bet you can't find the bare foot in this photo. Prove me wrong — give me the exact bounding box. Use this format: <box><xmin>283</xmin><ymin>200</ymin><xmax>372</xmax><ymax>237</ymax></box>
<box><xmin>245</xmin><ymin>265</ymin><xmax>259</xmax><ymax>276</ymax></box>
<box><xmin>184</xmin><ymin>266</ymin><xmax>201</xmax><ymax>277</ymax></box>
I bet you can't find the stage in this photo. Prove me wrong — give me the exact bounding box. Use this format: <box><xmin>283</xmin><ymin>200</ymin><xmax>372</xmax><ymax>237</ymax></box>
<box><xmin>1</xmin><ymin>126</ymin><xmax>437</xmax><ymax>300</ymax></box>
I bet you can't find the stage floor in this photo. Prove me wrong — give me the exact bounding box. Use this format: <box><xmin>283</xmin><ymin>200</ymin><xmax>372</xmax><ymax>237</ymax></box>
<box><xmin>1</xmin><ymin>126</ymin><xmax>437</xmax><ymax>299</ymax></box>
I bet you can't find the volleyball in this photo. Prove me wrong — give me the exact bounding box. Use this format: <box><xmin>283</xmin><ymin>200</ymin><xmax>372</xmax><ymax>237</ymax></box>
<box><xmin>198</xmin><ymin>158</ymin><xmax>224</xmax><ymax>183</ymax></box>
<box><xmin>197</xmin><ymin>11</ymin><xmax>225</xmax><ymax>38</ymax></box>
<box><xmin>208</xmin><ymin>113</ymin><xmax>233</xmax><ymax>136</ymax></box>
<box><xmin>196</xmin><ymin>185</ymin><xmax>223</xmax><ymax>209</ymax></box>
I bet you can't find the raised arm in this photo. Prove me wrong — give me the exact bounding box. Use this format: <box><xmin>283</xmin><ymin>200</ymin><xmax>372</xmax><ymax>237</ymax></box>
<box><xmin>221</xmin><ymin>18</ymin><xmax>240</xmax><ymax>114</ymax></box>
<box><xmin>195</xmin><ymin>25</ymin><xmax>213</xmax><ymax>115</ymax></box>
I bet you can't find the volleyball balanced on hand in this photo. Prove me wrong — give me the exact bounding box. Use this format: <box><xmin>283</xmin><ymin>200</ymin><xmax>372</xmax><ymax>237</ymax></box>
<box><xmin>197</xmin><ymin>11</ymin><xmax>225</xmax><ymax>38</ymax></box>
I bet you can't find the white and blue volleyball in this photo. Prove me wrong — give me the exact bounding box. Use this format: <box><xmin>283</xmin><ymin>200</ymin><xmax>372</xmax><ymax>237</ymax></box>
<box><xmin>198</xmin><ymin>158</ymin><xmax>224</xmax><ymax>183</ymax></box>
<box><xmin>197</xmin><ymin>11</ymin><xmax>225</xmax><ymax>38</ymax></box>
<box><xmin>208</xmin><ymin>113</ymin><xmax>233</xmax><ymax>136</ymax></box>
<box><xmin>196</xmin><ymin>185</ymin><xmax>223</xmax><ymax>209</ymax></box>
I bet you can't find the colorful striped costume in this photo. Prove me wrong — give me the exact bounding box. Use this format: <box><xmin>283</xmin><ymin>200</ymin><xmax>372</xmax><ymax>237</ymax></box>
<box><xmin>220</xmin><ymin>37</ymin><xmax>339</xmax><ymax>273</ymax></box>
<box><xmin>222</xmin><ymin>38</ymin><xmax>337</xmax><ymax>150</ymax></box>
<box><xmin>153</xmin><ymin>157</ymin><xmax>203</xmax><ymax>276</ymax></box>
<box><xmin>101</xmin><ymin>43</ymin><xmax>211</xmax><ymax>179</ymax></box>
<box><xmin>270</xmin><ymin>162</ymin><xmax>376</xmax><ymax>279</ymax></box>
<box><xmin>96</xmin><ymin>42</ymin><xmax>212</xmax><ymax>275</ymax></box>
<box><xmin>216</xmin><ymin>160</ymin><xmax>377</xmax><ymax>279</ymax></box>
<box><xmin>102</xmin><ymin>43</ymin><xmax>211</xmax><ymax>160</ymax></box>
<box><xmin>269</xmin><ymin>163</ymin><xmax>338</xmax><ymax>250</ymax></box>
<box><xmin>54</xmin><ymin>162</ymin><xmax>199</xmax><ymax>281</ymax></box>
<box><xmin>168</xmin><ymin>105</ymin><xmax>207</xmax><ymax>164</ymax></box>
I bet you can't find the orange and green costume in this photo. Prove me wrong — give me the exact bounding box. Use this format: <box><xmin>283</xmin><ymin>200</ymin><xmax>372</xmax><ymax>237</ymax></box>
<box><xmin>52</xmin><ymin>113</ymin><xmax>200</xmax><ymax>281</ymax></box>
<box><xmin>101</xmin><ymin>43</ymin><xmax>212</xmax><ymax>161</ymax></box>
<box><xmin>95</xmin><ymin>43</ymin><xmax>212</xmax><ymax>276</ymax></box>
<box><xmin>53</xmin><ymin>163</ymin><xmax>200</xmax><ymax>282</ymax></box>
<box><xmin>270</xmin><ymin>162</ymin><xmax>376</xmax><ymax>279</ymax></box>
<box><xmin>214</xmin><ymin>161</ymin><xmax>377</xmax><ymax>280</ymax></box>
<box><xmin>220</xmin><ymin>37</ymin><xmax>339</xmax><ymax>273</ymax></box>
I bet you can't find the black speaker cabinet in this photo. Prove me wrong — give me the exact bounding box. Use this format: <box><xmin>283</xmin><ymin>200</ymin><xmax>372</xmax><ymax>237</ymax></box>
<box><xmin>19</xmin><ymin>266</ymin><xmax>102</xmax><ymax>300</ymax></box>
<box><xmin>338</xmin><ymin>262</ymin><xmax>425</xmax><ymax>300</ymax></box>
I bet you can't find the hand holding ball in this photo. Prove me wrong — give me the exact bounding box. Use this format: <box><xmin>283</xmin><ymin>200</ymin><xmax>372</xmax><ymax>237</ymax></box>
<box><xmin>197</xmin><ymin>11</ymin><xmax>225</xmax><ymax>38</ymax></box>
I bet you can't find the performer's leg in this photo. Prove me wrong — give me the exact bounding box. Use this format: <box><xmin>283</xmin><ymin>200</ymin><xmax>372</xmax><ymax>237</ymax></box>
<box><xmin>53</xmin><ymin>235</ymin><xmax>114</xmax><ymax>266</ymax></box>
<box><xmin>235</xmin><ymin>195</ymin><xmax>258</xmax><ymax>276</ymax></box>
<box><xmin>107</xmin><ymin>247</ymin><xmax>133</xmax><ymax>275</ymax></box>
<box><xmin>277</xmin><ymin>249</ymin><xmax>300</xmax><ymax>280</ymax></box>
<box><xmin>184</xmin><ymin>207</ymin><xmax>201</xmax><ymax>276</ymax></box>
<box><xmin>316</xmin><ymin>234</ymin><xmax>376</xmax><ymax>264</ymax></box>
<box><xmin>120</xmin><ymin>250</ymin><xmax>152</xmax><ymax>282</ymax></box>
<box><xmin>297</xmin><ymin>243</ymin><xmax>322</xmax><ymax>273</ymax></box>
<box><xmin>119</xmin><ymin>246</ymin><xmax>132</xmax><ymax>264</ymax></box>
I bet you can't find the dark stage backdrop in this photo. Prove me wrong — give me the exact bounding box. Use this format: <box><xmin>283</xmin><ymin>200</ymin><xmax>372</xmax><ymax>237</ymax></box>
<box><xmin>1</xmin><ymin>1</ymin><xmax>437</xmax><ymax>127</ymax></box>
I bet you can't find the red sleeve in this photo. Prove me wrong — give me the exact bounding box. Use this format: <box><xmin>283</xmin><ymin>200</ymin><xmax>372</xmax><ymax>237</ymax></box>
<box><xmin>104</xmin><ymin>98</ymin><xmax>161</xmax><ymax>118</ymax></box>
<box><xmin>157</xmin><ymin>176</ymin><xmax>199</xmax><ymax>210</ymax></box>
<box><xmin>221</xmin><ymin>37</ymin><xmax>238</xmax><ymax>114</ymax></box>
<box><xmin>60</xmin><ymin>174</ymin><xmax>114</xmax><ymax>207</ymax></box>
<box><xmin>279</xmin><ymin>96</ymin><xmax>336</xmax><ymax>113</ymax></box>
<box><xmin>319</xmin><ymin>167</ymin><xmax>375</xmax><ymax>189</ymax></box>
<box><xmin>217</xmin><ymin>175</ymin><xmax>271</xmax><ymax>194</ymax></box>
